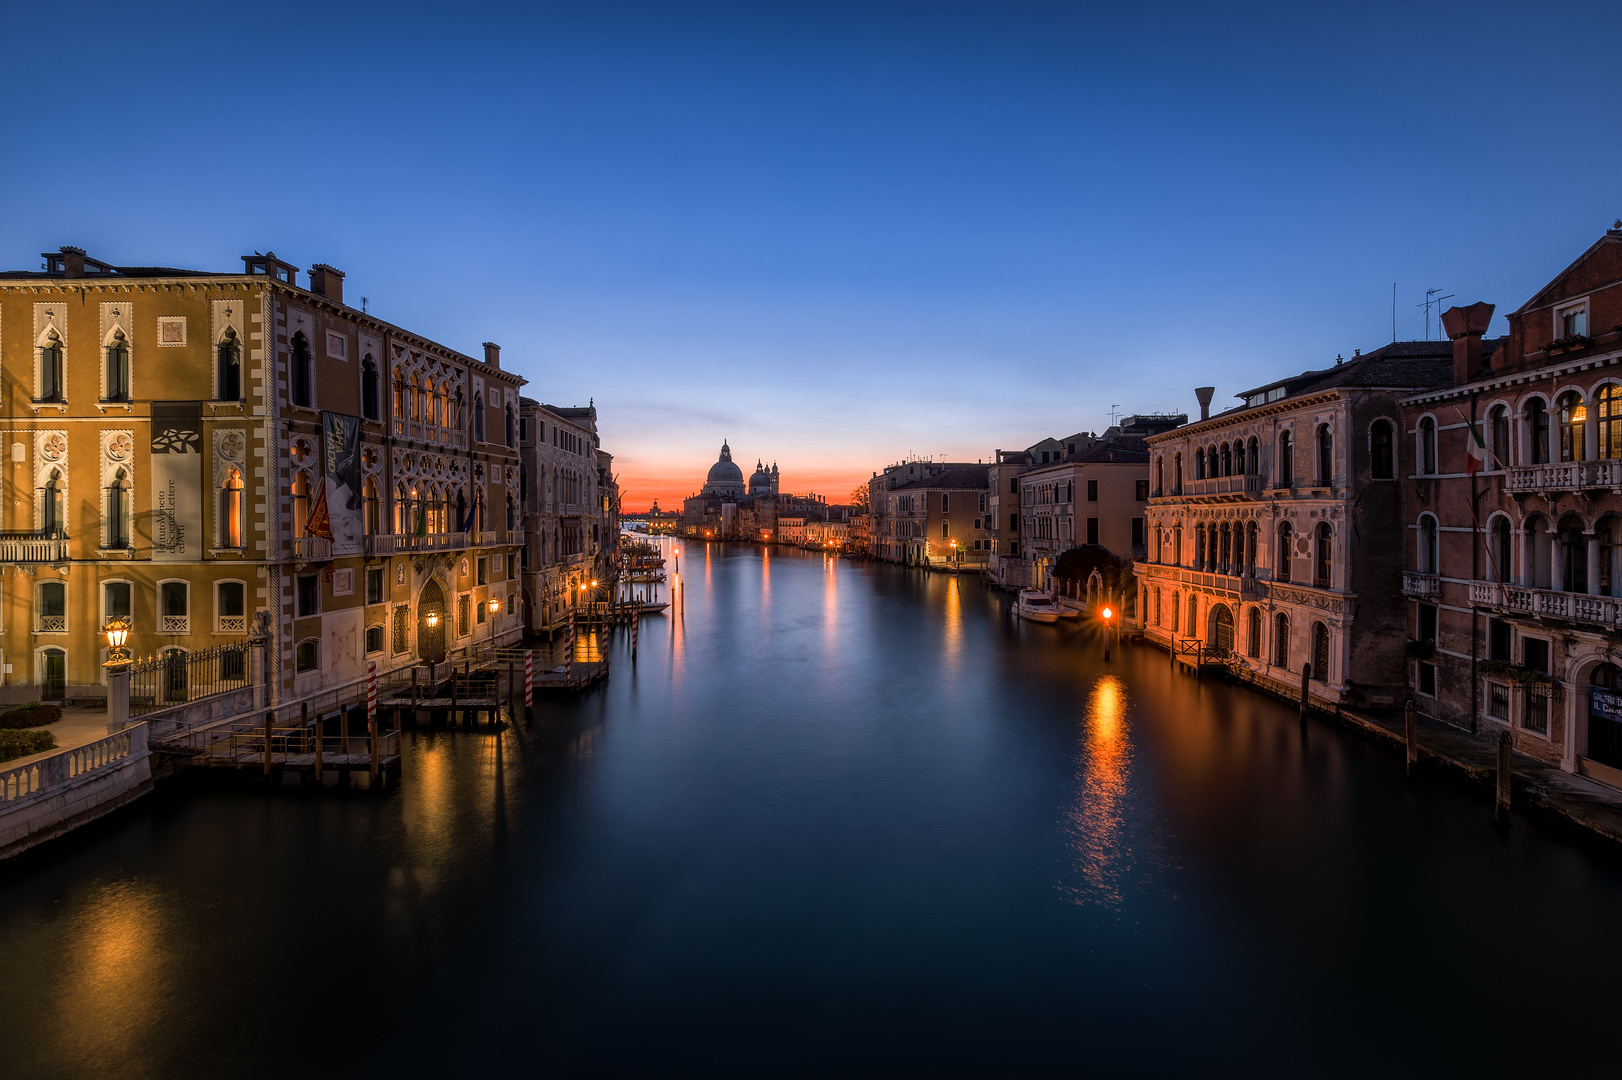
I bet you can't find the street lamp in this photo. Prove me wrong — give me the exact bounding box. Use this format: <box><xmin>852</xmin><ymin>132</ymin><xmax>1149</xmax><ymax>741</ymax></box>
<box><xmin>425</xmin><ymin>610</ymin><xmax>439</xmax><ymax>628</ymax></box>
<box><xmin>1100</xmin><ymin>606</ymin><xmax>1114</xmax><ymax>661</ymax></box>
<box><xmin>487</xmin><ymin>597</ymin><xmax>500</xmax><ymax>644</ymax></box>
<box><xmin>103</xmin><ymin>617</ymin><xmax>131</xmax><ymax>667</ymax></box>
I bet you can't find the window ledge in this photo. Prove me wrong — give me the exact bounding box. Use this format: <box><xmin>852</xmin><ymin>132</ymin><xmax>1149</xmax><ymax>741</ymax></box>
<box><xmin>95</xmin><ymin>401</ymin><xmax>134</xmax><ymax>413</ymax></box>
<box><xmin>210</xmin><ymin>547</ymin><xmax>245</xmax><ymax>556</ymax></box>
<box><xmin>29</xmin><ymin>401</ymin><xmax>68</xmax><ymax>412</ymax></box>
<box><xmin>96</xmin><ymin>548</ymin><xmax>134</xmax><ymax>558</ymax></box>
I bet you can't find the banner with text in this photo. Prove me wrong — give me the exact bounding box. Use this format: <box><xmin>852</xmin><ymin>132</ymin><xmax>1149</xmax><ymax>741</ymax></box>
<box><xmin>323</xmin><ymin>411</ymin><xmax>364</xmax><ymax>556</ymax></box>
<box><xmin>149</xmin><ymin>401</ymin><xmax>203</xmax><ymax>562</ymax></box>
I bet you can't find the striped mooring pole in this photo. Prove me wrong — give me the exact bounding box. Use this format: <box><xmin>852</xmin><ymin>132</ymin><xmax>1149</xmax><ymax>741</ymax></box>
<box><xmin>565</xmin><ymin>610</ymin><xmax>575</xmax><ymax>682</ymax></box>
<box><xmin>524</xmin><ymin>650</ymin><xmax>533</xmax><ymax>711</ymax></box>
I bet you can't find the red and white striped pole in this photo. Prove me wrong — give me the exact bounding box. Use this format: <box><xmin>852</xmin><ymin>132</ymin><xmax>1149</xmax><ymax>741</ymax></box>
<box><xmin>366</xmin><ymin>660</ymin><xmax>377</xmax><ymax>730</ymax></box>
<box><xmin>524</xmin><ymin>649</ymin><xmax>533</xmax><ymax>710</ymax></box>
<box><xmin>632</xmin><ymin>608</ymin><xmax>638</xmax><ymax>660</ymax></box>
<box><xmin>565</xmin><ymin>608</ymin><xmax>575</xmax><ymax>682</ymax></box>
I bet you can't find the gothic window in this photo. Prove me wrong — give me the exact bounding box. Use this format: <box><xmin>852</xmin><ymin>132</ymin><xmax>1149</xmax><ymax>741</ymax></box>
<box><xmin>473</xmin><ymin>394</ymin><xmax>485</xmax><ymax>441</ymax></box>
<box><xmin>1314</xmin><ymin>522</ymin><xmax>1332</xmax><ymax>589</ymax></box>
<box><xmin>1557</xmin><ymin>391</ymin><xmax>1586</xmax><ymax>463</ymax></box>
<box><xmin>1491</xmin><ymin>404</ymin><xmax>1511</xmax><ymax>467</ymax></box>
<box><xmin>506</xmin><ymin>403</ymin><xmax>515</xmax><ymax>448</ymax></box>
<box><xmin>363</xmin><ymin>477</ymin><xmax>380</xmax><ymax>535</ymax></box>
<box><xmin>1273</xmin><ymin>612</ymin><xmax>1290</xmax><ymax>669</ymax></box>
<box><xmin>425</xmin><ymin>378</ymin><xmax>438</xmax><ymax>426</ymax></box>
<box><xmin>39</xmin><ymin>329</ymin><xmax>64</xmax><ymax>402</ymax></box>
<box><xmin>291</xmin><ymin>471</ymin><xmax>312</xmax><ymax>537</ymax></box>
<box><xmin>290</xmin><ymin>332</ymin><xmax>312</xmax><ymax>407</ymax></box>
<box><xmin>361</xmin><ymin>356</ymin><xmax>379</xmax><ymax>420</ymax></box>
<box><xmin>107</xmin><ymin>468</ymin><xmax>131</xmax><ymax>549</ymax></box>
<box><xmin>1527</xmin><ymin>399</ymin><xmax>1550</xmax><ymax>464</ymax></box>
<box><xmin>1247</xmin><ymin>606</ymin><xmax>1262</xmax><ymax>658</ymax></box>
<box><xmin>220</xmin><ymin>468</ymin><xmax>244</xmax><ymax>548</ymax></box>
<box><xmin>42</xmin><ymin>470</ymin><xmax>64</xmax><ymax>536</ymax></box>
<box><xmin>1277</xmin><ymin>521</ymin><xmax>1293</xmax><ymax>583</ymax></box>
<box><xmin>216</xmin><ymin>327</ymin><xmax>241</xmax><ymax>401</ymax></box>
<box><xmin>1316</xmin><ymin>424</ymin><xmax>1333</xmax><ymax>484</ymax></box>
<box><xmin>1278</xmin><ymin>431</ymin><xmax>1293</xmax><ymax>486</ymax></box>
<box><xmin>1311</xmin><ymin>623</ymin><xmax>1330</xmax><ymax>682</ymax></box>
<box><xmin>105</xmin><ymin>329</ymin><xmax>130</xmax><ymax>402</ymax></box>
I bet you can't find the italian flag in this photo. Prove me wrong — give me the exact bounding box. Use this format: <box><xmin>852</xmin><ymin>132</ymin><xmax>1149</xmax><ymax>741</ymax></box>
<box><xmin>1465</xmin><ymin>419</ymin><xmax>1489</xmax><ymax>474</ymax></box>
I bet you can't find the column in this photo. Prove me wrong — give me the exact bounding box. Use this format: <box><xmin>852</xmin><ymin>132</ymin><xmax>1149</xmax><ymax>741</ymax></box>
<box><xmin>1550</xmin><ymin>529</ymin><xmax>1564</xmax><ymax>593</ymax></box>
<box><xmin>106</xmin><ymin>664</ymin><xmax>130</xmax><ymax>732</ymax></box>
<box><xmin>1588</xmin><ymin>532</ymin><xmax>1602</xmax><ymax>596</ymax></box>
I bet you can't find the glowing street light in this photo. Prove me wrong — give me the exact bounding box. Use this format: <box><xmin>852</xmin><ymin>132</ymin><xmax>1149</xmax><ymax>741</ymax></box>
<box><xmin>425</xmin><ymin>610</ymin><xmax>440</xmax><ymax>628</ymax></box>
<box><xmin>104</xmin><ymin>617</ymin><xmax>132</xmax><ymax>667</ymax></box>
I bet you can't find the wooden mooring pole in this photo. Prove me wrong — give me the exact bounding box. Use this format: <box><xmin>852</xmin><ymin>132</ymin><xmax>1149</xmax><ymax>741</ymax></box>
<box><xmin>411</xmin><ymin>667</ymin><xmax>420</xmax><ymax>724</ymax></box>
<box><xmin>263</xmin><ymin>711</ymin><xmax>274</xmax><ymax>777</ymax></box>
<box><xmin>310</xmin><ymin>702</ymin><xmax>320</xmax><ymax>779</ymax></box>
<box><xmin>1496</xmin><ymin>730</ymin><xmax>1513</xmax><ymax>822</ymax></box>
<box><xmin>1298</xmin><ymin>664</ymin><xmax>1311</xmax><ymax>725</ymax></box>
<box><xmin>1405</xmin><ymin>699</ymin><xmax>1419</xmax><ymax>776</ymax></box>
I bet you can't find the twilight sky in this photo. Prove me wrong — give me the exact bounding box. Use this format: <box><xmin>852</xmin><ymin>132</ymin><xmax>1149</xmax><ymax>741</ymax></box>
<box><xmin>4</xmin><ymin>1</ymin><xmax>1620</xmax><ymax>510</ymax></box>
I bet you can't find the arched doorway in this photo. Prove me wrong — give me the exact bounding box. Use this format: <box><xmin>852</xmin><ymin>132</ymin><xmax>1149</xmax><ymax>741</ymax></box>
<box><xmin>1588</xmin><ymin>663</ymin><xmax>1622</xmax><ymax>770</ymax></box>
<box><xmin>1209</xmin><ymin>604</ymin><xmax>1234</xmax><ymax>655</ymax></box>
<box><xmin>417</xmin><ymin>579</ymin><xmax>447</xmax><ymax>663</ymax></box>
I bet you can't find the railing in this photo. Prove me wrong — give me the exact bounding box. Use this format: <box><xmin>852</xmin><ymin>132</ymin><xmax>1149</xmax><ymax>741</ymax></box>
<box><xmin>293</xmin><ymin>536</ymin><xmax>333</xmax><ymax>561</ymax></box>
<box><xmin>475</xmin><ymin>530</ymin><xmax>499</xmax><ymax>546</ymax></box>
<box><xmin>1402</xmin><ymin>572</ymin><xmax>1440</xmax><ymax>598</ymax></box>
<box><xmin>36</xmin><ymin>614</ymin><xmax>65</xmax><ymax>633</ymax></box>
<box><xmin>0</xmin><ymin>530</ymin><xmax>70</xmax><ymax>562</ymax></box>
<box><xmin>1184</xmin><ymin>475</ymin><xmax>1262</xmax><ymax>497</ymax></box>
<box><xmin>160</xmin><ymin>614</ymin><xmax>189</xmax><ymax>634</ymax></box>
<box><xmin>365</xmin><ymin>533</ymin><xmax>402</xmax><ymax>556</ymax></box>
<box><xmin>1</xmin><ymin>726</ymin><xmax>143</xmax><ymax>808</ymax></box>
<box><xmin>1505</xmin><ymin>461</ymin><xmax>1622</xmax><ymax>493</ymax></box>
<box><xmin>217</xmin><ymin>615</ymin><xmax>247</xmax><ymax>633</ymax></box>
<box><xmin>503</xmin><ymin>530</ymin><xmax>524</xmax><ymax>546</ymax></box>
<box><xmin>128</xmin><ymin>642</ymin><xmax>254</xmax><ymax>718</ymax></box>
<box><xmin>1476</xmin><ymin>583</ymin><xmax>1622</xmax><ymax>628</ymax></box>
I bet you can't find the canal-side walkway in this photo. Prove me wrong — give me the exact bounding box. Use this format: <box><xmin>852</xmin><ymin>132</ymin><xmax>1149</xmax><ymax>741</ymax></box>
<box><xmin>1332</xmin><ymin>705</ymin><xmax>1622</xmax><ymax>852</ymax></box>
<box><xmin>4</xmin><ymin>705</ymin><xmax>114</xmax><ymax>771</ymax></box>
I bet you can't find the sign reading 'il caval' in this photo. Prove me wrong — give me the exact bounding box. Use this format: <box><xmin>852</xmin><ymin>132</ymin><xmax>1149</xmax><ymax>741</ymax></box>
<box><xmin>150</xmin><ymin>401</ymin><xmax>202</xmax><ymax>562</ymax></box>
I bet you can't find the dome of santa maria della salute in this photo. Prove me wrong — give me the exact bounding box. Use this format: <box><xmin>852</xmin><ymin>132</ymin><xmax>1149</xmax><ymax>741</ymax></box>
<box><xmin>700</xmin><ymin>440</ymin><xmax>748</xmax><ymax>499</ymax></box>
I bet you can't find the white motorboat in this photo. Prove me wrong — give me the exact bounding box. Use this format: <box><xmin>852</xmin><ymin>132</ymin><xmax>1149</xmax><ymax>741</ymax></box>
<box><xmin>1015</xmin><ymin>589</ymin><xmax>1061</xmax><ymax>624</ymax></box>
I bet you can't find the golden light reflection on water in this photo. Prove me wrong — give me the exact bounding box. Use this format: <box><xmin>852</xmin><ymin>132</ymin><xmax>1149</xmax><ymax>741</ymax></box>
<box><xmin>822</xmin><ymin>553</ymin><xmax>838</xmax><ymax>646</ymax></box>
<box><xmin>943</xmin><ymin>576</ymin><xmax>962</xmax><ymax>662</ymax></box>
<box><xmin>45</xmin><ymin>878</ymin><xmax>168</xmax><ymax>1073</ymax></box>
<box><xmin>1059</xmin><ymin>674</ymin><xmax>1133</xmax><ymax>910</ymax></box>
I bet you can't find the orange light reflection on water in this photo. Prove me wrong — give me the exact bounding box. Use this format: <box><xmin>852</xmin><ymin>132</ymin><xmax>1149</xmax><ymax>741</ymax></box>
<box><xmin>1059</xmin><ymin>674</ymin><xmax>1133</xmax><ymax>910</ymax></box>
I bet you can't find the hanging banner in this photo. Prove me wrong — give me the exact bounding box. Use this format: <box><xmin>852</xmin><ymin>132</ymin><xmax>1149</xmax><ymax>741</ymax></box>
<box><xmin>149</xmin><ymin>402</ymin><xmax>202</xmax><ymax>562</ymax></box>
<box><xmin>322</xmin><ymin>412</ymin><xmax>363</xmax><ymax>555</ymax></box>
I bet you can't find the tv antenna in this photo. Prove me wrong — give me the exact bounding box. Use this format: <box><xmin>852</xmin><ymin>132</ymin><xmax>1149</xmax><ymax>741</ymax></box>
<box><xmin>361</xmin><ymin>296</ymin><xmax>369</xmax><ymax>314</ymax></box>
<box><xmin>1420</xmin><ymin>289</ymin><xmax>1454</xmax><ymax>340</ymax></box>
<box><xmin>1109</xmin><ymin>404</ymin><xmax>1121</xmax><ymax>427</ymax></box>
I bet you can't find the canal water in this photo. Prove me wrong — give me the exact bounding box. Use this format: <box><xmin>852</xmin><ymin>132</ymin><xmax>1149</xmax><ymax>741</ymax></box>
<box><xmin>2</xmin><ymin>541</ymin><xmax>1619</xmax><ymax>1078</ymax></box>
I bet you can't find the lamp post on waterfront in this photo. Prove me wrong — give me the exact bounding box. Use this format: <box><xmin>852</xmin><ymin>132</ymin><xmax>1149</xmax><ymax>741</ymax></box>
<box><xmin>104</xmin><ymin>617</ymin><xmax>132</xmax><ymax>730</ymax></box>
<box><xmin>1101</xmin><ymin>606</ymin><xmax>1113</xmax><ymax>661</ymax></box>
<box><xmin>488</xmin><ymin>597</ymin><xmax>500</xmax><ymax>646</ymax></box>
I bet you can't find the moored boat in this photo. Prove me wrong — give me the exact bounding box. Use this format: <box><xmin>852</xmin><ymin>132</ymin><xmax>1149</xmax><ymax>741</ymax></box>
<box><xmin>1015</xmin><ymin>589</ymin><xmax>1061</xmax><ymax>624</ymax></box>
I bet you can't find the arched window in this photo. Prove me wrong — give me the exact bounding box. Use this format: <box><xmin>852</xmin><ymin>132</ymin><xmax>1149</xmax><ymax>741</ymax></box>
<box><xmin>1560</xmin><ymin>518</ymin><xmax>1588</xmax><ymax>593</ymax></box>
<box><xmin>1419</xmin><ymin>417</ymin><xmax>1437</xmax><ymax>475</ymax></box>
<box><xmin>220</xmin><ymin>468</ymin><xmax>244</xmax><ymax>548</ymax></box>
<box><xmin>1173</xmin><ymin>453</ymin><xmax>1183</xmax><ymax>493</ymax></box>
<box><xmin>473</xmin><ymin>394</ymin><xmax>485</xmax><ymax>442</ymax></box>
<box><xmin>1245</xmin><ymin>520</ymin><xmax>1258</xmax><ymax>576</ymax></box>
<box><xmin>216</xmin><ymin>328</ymin><xmax>241</xmax><ymax>401</ymax></box>
<box><xmin>1491</xmin><ymin>516</ymin><xmax>1513</xmax><ymax>585</ymax></box>
<box><xmin>1490</xmin><ymin>405</ymin><xmax>1510</xmax><ymax>468</ymax></box>
<box><xmin>1273</xmin><ymin>612</ymin><xmax>1290</xmax><ymax>669</ymax></box>
<box><xmin>1595</xmin><ymin>388</ymin><xmax>1622</xmax><ymax>462</ymax></box>
<box><xmin>1219</xmin><ymin>522</ymin><xmax>1232</xmax><ymax>573</ymax></box>
<box><xmin>1277</xmin><ymin>521</ymin><xmax>1293</xmax><ymax>582</ymax></box>
<box><xmin>1371</xmin><ymin>419</ymin><xmax>1394</xmax><ymax>479</ymax></box>
<box><xmin>442</xmin><ymin>384</ymin><xmax>453</xmax><ymax>429</ymax></box>
<box><xmin>505</xmin><ymin>403</ymin><xmax>516</xmax><ymax>448</ymax></box>
<box><xmin>290</xmin><ymin>332</ymin><xmax>312</xmax><ymax>407</ymax></box>
<box><xmin>453</xmin><ymin>388</ymin><xmax>464</xmax><ymax>429</ymax></box>
<box><xmin>1221</xmin><ymin>443</ymin><xmax>1233</xmax><ymax>477</ymax></box>
<box><xmin>1247</xmin><ymin>436</ymin><xmax>1259</xmax><ymax>476</ymax></box>
<box><xmin>1231</xmin><ymin>520</ymin><xmax>1244</xmax><ymax>575</ymax></box>
<box><xmin>39</xmin><ymin>581</ymin><xmax>66</xmax><ymax>634</ymax></box>
<box><xmin>394</xmin><ymin>374</ymin><xmax>408</xmax><ymax>420</ymax></box>
<box><xmin>396</xmin><ymin>483</ymin><xmax>412</xmax><ymax>534</ymax></box>
<box><xmin>411</xmin><ymin>375</ymin><xmax>425</xmax><ymax>422</ymax></box>
<box><xmin>1194</xmin><ymin>524</ymin><xmax>1206</xmax><ymax>570</ymax></box>
<box><xmin>1419</xmin><ymin>514</ymin><xmax>1439</xmax><ymax>574</ymax></box>
<box><xmin>1188</xmin><ymin>593</ymin><xmax>1198</xmax><ymax>632</ymax></box>
<box><xmin>361</xmin><ymin>356</ymin><xmax>380</xmax><ymax>420</ymax></box>
<box><xmin>1527</xmin><ymin>398</ymin><xmax>1550</xmax><ymax>464</ymax></box>
<box><xmin>105</xmin><ymin>328</ymin><xmax>130</xmax><ymax>403</ymax></box>
<box><xmin>506</xmin><ymin>494</ymin><xmax>517</xmax><ymax>530</ymax></box>
<box><xmin>1557</xmin><ymin>390</ymin><xmax>1586</xmax><ymax>462</ymax></box>
<box><xmin>1311</xmin><ymin>623</ymin><xmax>1330</xmax><ymax>683</ymax></box>
<box><xmin>1247</xmin><ymin>607</ymin><xmax>1262</xmax><ymax>658</ymax></box>
<box><xmin>363</xmin><ymin>477</ymin><xmax>380</xmax><ymax>536</ymax></box>
<box><xmin>1196</xmin><ymin>450</ymin><xmax>1207</xmax><ymax>481</ymax></box>
<box><xmin>1315</xmin><ymin>521</ymin><xmax>1332</xmax><ymax>589</ymax></box>
<box><xmin>1155</xmin><ymin>457</ymin><xmax>1164</xmax><ymax>494</ymax></box>
<box><xmin>1278</xmin><ymin>431</ymin><xmax>1294</xmax><ymax>486</ymax></box>
<box><xmin>1171</xmin><ymin>591</ymin><xmax>1180</xmax><ymax>633</ymax></box>
<box><xmin>424</xmin><ymin>378</ymin><xmax>438</xmax><ymax>426</ymax></box>
<box><xmin>107</xmin><ymin>468</ymin><xmax>131</xmax><ymax>550</ymax></box>
<box><xmin>455</xmin><ymin>488</ymin><xmax>468</xmax><ymax>533</ymax></box>
<box><xmin>39</xmin><ymin>328</ymin><xmax>64</xmax><ymax>402</ymax></box>
<box><xmin>291</xmin><ymin>471</ymin><xmax>311</xmax><ymax>537</ymax></box>
<box><xmin>42</xmin><ymin>470</ymin><xmax>64</xmax><ymax>536</ymax></box>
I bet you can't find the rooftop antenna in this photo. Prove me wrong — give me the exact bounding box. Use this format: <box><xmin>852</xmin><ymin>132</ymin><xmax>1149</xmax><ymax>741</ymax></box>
<box><xmin>1392</xmin><ymin>283</ymin><xmax>1397</xmax><ymax>343</ymax></box>
<box><xmin>361</xmin><ymin>296</ymin><xmax>368</xmax><ymax>314</ymax></box>
<box><xmin>1109</xmin><ymin>404</ymin><xmax>1121</xmax><ymax>427</ymax></box>
<box><xmin>1420</xmin><ymin>289</ymin><xmax>1454</xmax><ymax>340</ymax></box>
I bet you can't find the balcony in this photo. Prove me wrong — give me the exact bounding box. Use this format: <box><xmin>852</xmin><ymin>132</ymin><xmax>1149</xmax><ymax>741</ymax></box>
<box><xmin>1184</xmin><ymin>475</ymin><xmax>1262</xmax><ymax>498</ymax></box>
<box><xmin>1505</xmin><ymin>460</ymin><xmax>1622</xmax><ymax>494</ymax></box>
<box><xmin>1402</xmin><ymin>572</ymin><xmax>1440</xmax><ymax>598</ymax></box>
<box><xmin>475</xmin><ymin>530</ymin><xmax>500</xmax><ymax>546</ymax></box>
<box><xmin>1476</xmin><ymin>583</ymin><xmax>1622</xmax><ymax>628</ymax></box>
<box><xmin>161</xmin><ymin>615</ymin><xmax>189</xmax><ymax>634</ymax></box>
<box><xmin>364</xmin><ymin>533</ymin><xmax>402</xmax><ymax>556</ymax></box>
<box><xmin>292</xmin><ymin>536</ymin><xmax>333</xmax><ymax>562</ymax></box>
<box><xmin>0</xmin><ymin>530</ymin><xmax>70</xmax><ymax>563</ymax></box>
<box><xmin>503</xmin><ymin>529</ymin><xmax>524</xmax><ymax>546</ymax></box>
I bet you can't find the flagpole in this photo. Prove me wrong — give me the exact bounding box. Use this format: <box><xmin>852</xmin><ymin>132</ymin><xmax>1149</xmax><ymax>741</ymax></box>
<box><xmin>1450</xmin><ymin>404</ymin><xmax>1505</xmax><ymax>587</ymax></box>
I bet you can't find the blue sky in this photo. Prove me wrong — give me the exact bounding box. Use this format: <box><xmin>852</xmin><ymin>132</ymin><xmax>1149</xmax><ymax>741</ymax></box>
<box><xmin>4</xmin><ymin>1</ymin><xmax>1619</xmax><ymax>507</ymax></box>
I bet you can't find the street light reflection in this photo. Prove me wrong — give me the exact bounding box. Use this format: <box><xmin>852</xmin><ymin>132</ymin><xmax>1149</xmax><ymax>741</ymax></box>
<box><xmin>1059</xmin><ymin>674</ymin><xmax>1132</xmax><ymax>910</ymax></box>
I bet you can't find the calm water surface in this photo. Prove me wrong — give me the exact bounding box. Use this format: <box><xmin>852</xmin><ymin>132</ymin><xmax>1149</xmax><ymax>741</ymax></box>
<box><xmin>2</xmin><ymin>541</ymin><xmax>1619</xmax><ymax>1078</ymax></box>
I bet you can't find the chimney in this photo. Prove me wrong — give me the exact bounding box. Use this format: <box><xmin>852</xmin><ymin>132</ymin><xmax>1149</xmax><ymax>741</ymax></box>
<box><xmin>308</xmin><ymin>264</ymin><xmax>345</xmax><ymax>305</ymax></box>
<box><xmin>60</xmin><ymin>246</ymin><xmax>86</xmax><ymax>277</ymax></box>
<box><xmin>1194</xmin><ymin>386</ymin><xmax>1215</xmax><ymax>421</ymax></box>
<box><xmin>1441</xmin><ymin>301</ymin><xmax>1496</xmax><ymax>385</ymax></box>
<box><xmin>483</xmin><ymin>342</ymin><xmax>501</xmax><ymax>368</ymax></box>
